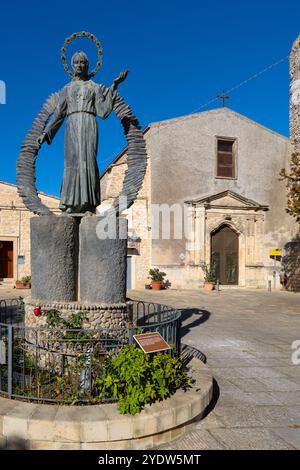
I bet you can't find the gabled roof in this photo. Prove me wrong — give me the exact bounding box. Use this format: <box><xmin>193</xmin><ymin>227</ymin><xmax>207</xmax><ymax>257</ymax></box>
<box><xmin>100</xmin><ymin>126</ymin><xmax>150</xmax><ymax>178</ymax></box>
<box><xmin>101</xmin><ymin>107</ymin><xmax>288</xmax><ymax>178</ymax></box>
<box><xmin>185</xmin><ymin>189</ymin><xmax>269</xmax><ymax>211</ymax></box>
<box><xmin>149</xmin><ymin>107</ymin><xmax>288</xmax><ymax>141</ymax></box>
<box><xmin>0</xmin><ymin>181</ymin><xmax>59</xmax><ymax>200</ymax></box>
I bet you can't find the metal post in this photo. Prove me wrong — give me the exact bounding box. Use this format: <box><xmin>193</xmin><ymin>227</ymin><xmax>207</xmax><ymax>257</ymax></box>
<box><xmin>216</xmin><ymin>279</ymin><xmax>220</xmax><ymax>293</ymax></box>
<box><xmin>157</xmin><ymin>304</ymin><xmax>161</xmax><ymax>323</ymax></box>
<box><xmin>7</xmin><ymin>324</ymin><xmax>13</xmax><ymax>399</ymax></box>
<box><xmin>177</xmin><ymin>317</ymin><xmax>181</xmax><ymax>358</ymax></box>
<box><xmin>79</xmin><ymin>347</ymin><xmax>92</xmax><ymax>394</ymax></box>
<box><xmin>127</xmin><ymin>302</ymin><xmax>133</xmax><ymax>323</ymax></box>
<box><xmin>0</xmin><ymin>326</ymin><xmax>4</xmax><ymax>392</ymax></box>
<box><xmin>268</xmin><ymin>280</ymin><xmax>272</xmax><ymax>292</ymax></box>
<box><xmin>128</xmin><ymin>327</ymin><xmax>135</xmax><ymax>346</ymax></box>
<box><xmin>273</xmin><ymin>256</ymin><xmax>277</xmax><ymax>289</ymax></box>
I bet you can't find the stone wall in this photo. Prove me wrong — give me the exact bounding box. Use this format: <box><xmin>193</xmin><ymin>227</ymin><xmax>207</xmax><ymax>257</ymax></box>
<box><xmin>101</xmin><ymin>135</ymin><xmax>152</xmax><ymax>290</ymax></box>
<box><xmin>290</xmin><ymin>36</ymin><xmax>300</xmax><ymax>151</ymax></box>
<box><xmin>24</xmin><ymin>297</ymin><xmax>129</xmax><ymax>332</ymax></box>
<box><xmin>0</xmin><ymin>357</ymin><xmax>213</xmax><ymax>449</ymax></box>
<box><xmin>100</xmin><ymin>154</ymin><xmax>128</xmax><ymax>200</ymax></box>
<box><xmin>101</xmin><ymin>107</ymin><xmax>298</xmax><ymax>290</ymax></box>
<box><xmin>287</xmin><ymin>36</ymin><xmax>300</xmax><ymax>292</ymax></box>
<box><xmin>148</xmin><ymin>109</ymin><xmax>297</xmax><ymax>288</ymax></box>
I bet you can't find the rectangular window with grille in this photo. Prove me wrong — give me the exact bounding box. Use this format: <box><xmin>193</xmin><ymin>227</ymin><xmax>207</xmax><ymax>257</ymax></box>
<box><xmin>216</xmin><ymin>138</ymin><xmax>236</xmax><ymax>178</ymax></box>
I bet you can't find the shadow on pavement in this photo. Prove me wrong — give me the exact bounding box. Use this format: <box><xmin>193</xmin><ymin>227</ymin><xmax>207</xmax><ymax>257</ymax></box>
<box><xmin>180</xmin><ymin>308</ymin><xmax>210</xmax><ymax>337</ymax></box>
<box><xmin>180</xmin><ymin>343</ymin><xmax>207</xmax><ymax>364</ymax></box>
<box><xmin>202</xmin><ymin>378</ymin><xmax>220</xmax><ymax>418</ymax></box>
<box><xmin>0</xmin><ymin>435</ymin><xmax>30</xmax><ymax>450</ymax></box>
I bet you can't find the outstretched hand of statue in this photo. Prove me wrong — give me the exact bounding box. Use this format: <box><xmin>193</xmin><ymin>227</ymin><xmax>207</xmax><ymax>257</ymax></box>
<box><xmin>112</xmin><ymin>69</ymin><xmax>128</xmax><ymax>91</ymax></box>
<box><xmin>37</xmin><ymin>133</ymin><xmax>47</xmax><ymax>147</ymax></box>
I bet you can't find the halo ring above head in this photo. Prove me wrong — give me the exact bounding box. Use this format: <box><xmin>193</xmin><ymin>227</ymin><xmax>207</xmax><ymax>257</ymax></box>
<box><xmin>61</xmin><ymin>31</ymin><xmax>103</xmax><ymax>78</ymax></box>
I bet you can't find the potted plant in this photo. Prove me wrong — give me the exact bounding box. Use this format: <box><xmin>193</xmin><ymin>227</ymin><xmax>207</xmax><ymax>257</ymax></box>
<box><xmin>15</xmin><ymin>275</ymin><xmax>31</xmax><ymax>289</ymax></box>
<box><xmin>201</xmin><ymin>264</ymin><xmax>216</xmax><ymax>290</ymax></box>
<box><xmin>148</xmin><ymin>268</ymin><xmax>166</xmax><ymax>291</ymax></box>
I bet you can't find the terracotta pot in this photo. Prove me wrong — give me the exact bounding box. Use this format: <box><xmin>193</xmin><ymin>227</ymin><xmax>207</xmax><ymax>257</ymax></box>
<box><xmin>204</xmin><ymin>282</ymin><xmax>214</xmax><ymax>291</ymax></box>
<box><xmin>151</xmin><ymin>281</ymin><xmax>162</xmax><ymax>290</ymax></box>
<box><xmin>15</xmin><ymin>282</ymin><xmax>31</xmax><ymax>289</ymax></box>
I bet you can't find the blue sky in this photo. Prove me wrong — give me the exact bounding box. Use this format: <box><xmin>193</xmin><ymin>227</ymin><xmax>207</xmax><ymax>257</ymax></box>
<box><xmin>0</xmin><ymin>0</ymin><xmax>299</xmax><ymax>196</ymax></box>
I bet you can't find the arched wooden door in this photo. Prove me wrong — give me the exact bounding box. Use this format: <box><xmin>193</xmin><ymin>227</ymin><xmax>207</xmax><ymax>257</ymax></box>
<box><xmin>211</xmin><ymin>225</ymin><xmax>238</xmax><ymax>285</ymax></box>
<box><xmin>0</xmin><ymin>241</ymin><xmax>14</xmax><ymax>278</ymax></box>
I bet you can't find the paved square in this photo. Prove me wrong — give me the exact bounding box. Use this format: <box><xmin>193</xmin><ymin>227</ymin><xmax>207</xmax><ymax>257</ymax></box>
<box><xmin>129</xmin><ymin>288</ymin><xmax>300</xmax><ymax>450</ymax></box>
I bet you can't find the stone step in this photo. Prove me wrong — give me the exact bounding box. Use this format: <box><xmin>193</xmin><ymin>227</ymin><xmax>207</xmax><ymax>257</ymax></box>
<box><xmin>0</xmin><ymin>283</ymin><xmax>15</xmax><ymax>287</ymax></box>
<box><xmin>0</xmin><ymin>279</ymin><xmax>15</xmax><ymax>288</ymax></box>
<box><xmin>0</xmin><ymin>357</ymin><xmax>213</xmax><ymax>450</ymax></box>
<box><xmin>0</xmin><ymin>434</ymin><xmax>6</xmax><ymax>450</ymax></box>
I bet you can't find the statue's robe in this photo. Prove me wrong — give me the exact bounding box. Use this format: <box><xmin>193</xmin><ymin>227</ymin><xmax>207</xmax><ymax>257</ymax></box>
<box><xmin>44</xmin><ymin>79</ymin><xmax>115</xmax><ymax>212</ymax></box>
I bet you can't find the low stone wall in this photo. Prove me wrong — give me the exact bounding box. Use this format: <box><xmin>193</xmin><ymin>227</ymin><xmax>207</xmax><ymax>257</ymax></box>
<box><xmin>0</xmin><ymin>357</ymin><xmax>213</xmax><ymax>450</ymax></box>
<box><xmin>24</xmin><ymin>296</ymin><xmax>129</xmax><ymax>330</ymax></box>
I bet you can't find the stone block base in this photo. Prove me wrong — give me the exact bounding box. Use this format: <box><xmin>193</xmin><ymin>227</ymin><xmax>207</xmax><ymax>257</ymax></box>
<box><xmin>30</xmin><ymin>215</ymin><xmax>127</xmax><ymax>304</ymax></box>
<box><xmin>30</xmin><ymin>216</ymin><xmax>78</xmax><ymax>302</ymax></box>
<box><xmin>79</xmin><ymin>216</ymin><xmax>127</xmax><ymax>304</ymax></box>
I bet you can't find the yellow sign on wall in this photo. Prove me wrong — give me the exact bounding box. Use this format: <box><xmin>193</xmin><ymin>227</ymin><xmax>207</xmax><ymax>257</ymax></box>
<box><xmin>269</xmin><ymin>248</ymin><xmax>282</xmax><ymax>257</ymax></box>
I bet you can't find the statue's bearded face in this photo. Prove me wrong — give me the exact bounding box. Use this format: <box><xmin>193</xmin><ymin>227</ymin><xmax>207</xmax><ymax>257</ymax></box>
<box><xmin>71</xmin><ymin>52</ymin><xmax>89</xmax><ymax>77</ymax></box>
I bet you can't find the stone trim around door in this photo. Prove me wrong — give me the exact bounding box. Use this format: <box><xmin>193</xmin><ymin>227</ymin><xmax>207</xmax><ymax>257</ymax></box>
<box><xmin>185</xmin><ymin>190</ymin><xmax>268</xmax><ymax>287</ymax></box>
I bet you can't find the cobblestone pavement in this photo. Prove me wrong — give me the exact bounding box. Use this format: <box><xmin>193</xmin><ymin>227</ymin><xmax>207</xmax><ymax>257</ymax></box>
<box><xmin>0</xmin><ymin>288</ymin><xmax>30</xmax><ymax>299</ymax></box>
<box><xmin>129</xmin><ymin>288</ymin><xmax>300</xmax><ymax>450</ymax></box>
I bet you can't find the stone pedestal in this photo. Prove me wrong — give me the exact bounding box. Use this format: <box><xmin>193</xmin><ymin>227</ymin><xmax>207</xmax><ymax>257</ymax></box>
<box><xmin>30</xmin><ymin>216</ymin><xmax>78</xmax><ymax>301</ymax></box>
<box><xmin>79</xmin><ymin>216</ymin><xmax>127</xmax><ymax>303</ymax></box>
<box><xmin>24</xmin><ymin>297</ymin><xmax>128</xmax><ymax>332</ymax></box>
<box><xmin>30</xmin><ymin>215</ymin><xmax>127</xmax><ymax>304</ymax></box>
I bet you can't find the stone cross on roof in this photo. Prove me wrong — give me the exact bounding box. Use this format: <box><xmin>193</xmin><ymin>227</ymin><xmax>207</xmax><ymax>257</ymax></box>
<box><xmin>217</xmin><ymin>89</ymin><xmax>230</xmax><ymax>107</ymax></box>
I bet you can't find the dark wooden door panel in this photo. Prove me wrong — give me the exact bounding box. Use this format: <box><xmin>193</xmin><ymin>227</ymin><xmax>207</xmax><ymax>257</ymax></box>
<box><xmin>211</xmin><ymin>251</ymin><xmax>220</xmax><ymax>283</ymax></box>
<box><xmin>211</xmin><ymin>226</ymin><xmax>238</xmax><ymax>285</ymax></box>
<box><xmin>0</xmin><ymin>241</ymin><xmax>14</xmax><ymax>278</ymax></box>
<box><xmin>225</xmin><ymin>252</ymin><xmax>238</xmax><ymax>284</ymax></box>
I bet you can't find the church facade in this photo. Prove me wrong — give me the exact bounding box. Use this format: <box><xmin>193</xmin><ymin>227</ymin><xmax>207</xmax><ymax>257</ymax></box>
<box><xmin>101</xmin><ymin>107</ymin><xmax>298</xmax><ymax>290</ymax></box>
<box><xmin>1</xmin><ymin>108</ymin><xmax>297</xmax><ymax>291</ymax></box>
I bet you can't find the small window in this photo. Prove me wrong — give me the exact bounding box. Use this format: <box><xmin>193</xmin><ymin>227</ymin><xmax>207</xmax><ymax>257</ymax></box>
<box><xmin>217</xmin><ymin>138</ymin><xmax>236</xmax><ymax>178</ymax></box>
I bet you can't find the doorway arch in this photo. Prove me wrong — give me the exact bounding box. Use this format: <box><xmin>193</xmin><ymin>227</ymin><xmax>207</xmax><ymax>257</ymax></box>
<box><xmin>211</xmin><ymin>225</ymin><xmax>239</xmax><ymax>285</ymax></box>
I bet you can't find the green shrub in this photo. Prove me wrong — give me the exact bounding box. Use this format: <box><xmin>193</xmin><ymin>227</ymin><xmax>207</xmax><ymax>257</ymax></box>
<box><xmin>201</xmin><ymin>263</ymin><xmax>216</xmax><ymax>283</ymax></box>
<box><xmin>43</xmin><ymin>309</ymin><xmax>87</xmax><ymax>329</ymax></box>
<box><xmin>43</xmin><ymin>310</ymin><xmax>90</xmax><ymax>339</ymax></box>
<box><xmin>148</xmin><ymin>268</ymin><xmax>167</xmax><ymax>282</ymax></box>
<box><xmin>43</xmin><ymin>309</ymin><xmax>62</xmax><ymax>328</ymax></box>
<box><xmin>97</xmin><ymin>344</ymin><xmax>190</xmax><ymax>415</ymax></box>
<box><xmin>20</xmin><ymin>275</ymin><xmax>31</xmax><ymax>284</ymax></box>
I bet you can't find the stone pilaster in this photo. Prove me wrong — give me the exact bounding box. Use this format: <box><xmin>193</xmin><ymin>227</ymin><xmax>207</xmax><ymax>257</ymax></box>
<box><xmin>287</xmin><ymin>37</ymin><xmax>300</xmax><ymax>292</ymax></box>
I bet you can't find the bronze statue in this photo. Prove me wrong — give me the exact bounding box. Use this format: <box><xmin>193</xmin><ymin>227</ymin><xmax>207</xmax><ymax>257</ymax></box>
<box><xmin>17</xmin><ymin>31</ymin><xmax>147</xmax><ymax>218</ymax></box>
<box><xmin>37</xmin><ymin>51</ymin><xmax>127</xmax><ymax>214</ymax></box>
